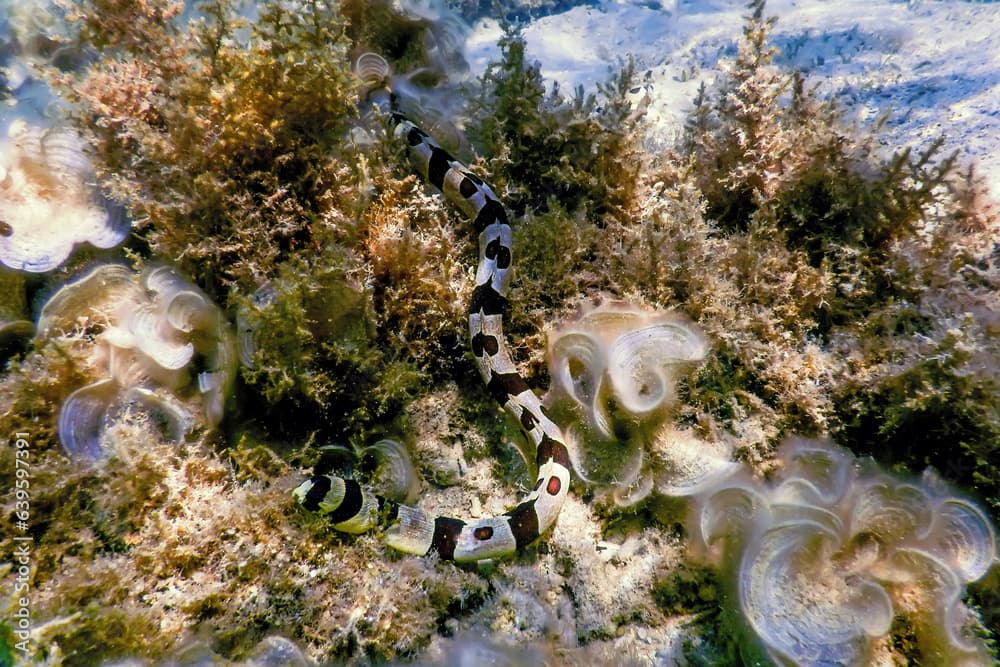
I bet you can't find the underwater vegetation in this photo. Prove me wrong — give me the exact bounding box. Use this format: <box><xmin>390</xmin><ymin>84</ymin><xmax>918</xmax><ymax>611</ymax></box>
<box><xmin>0</xmin><ymin>119</ymin><xmax>128</xmax><ymax>272</ymax></box>
<box><xmin>0</xmin><ymin>0</ymin><xmax>997</xmax><ymax>664</ymax></box>
<box><xmin>59</xmin><ymin>0</ymin><xmax>359</xmax><ymax>294</ymax></box>
<box><xmin>547</xmin><ymin>303</ymin><xmax>708</xmax><ymax>440</ymax></box>
<box><xmin>36</xmin><ymin>264</ymin><xmax>236</xmax><ymax>459</ymax></box>
<box><xmin>544</xmin><ymin>301</ymin><xmax>731</xmax><ymax>506</ymax></box>
<box><xmin>695</xmin><ymin>439</ymin><xmax>997</xmax><ymax>665</ymax></box>
<box><xmin>470</xmin><ymin>21</ymin><xmax>643</xmax><ymax>223</ymax></box>
<box><xmin>0</xmin><ymin>269</ymin><xmax>34</xmax><ymax>360</ymax></box>
<box><xmin>54</xmin><ymin>0</ymin><xmax>483</xmax><ymax>441</ymax></box>
<box><xmin>343</xmin><ymin>0</ymin><xmax>471</xmax><ymax>128</ymax></box>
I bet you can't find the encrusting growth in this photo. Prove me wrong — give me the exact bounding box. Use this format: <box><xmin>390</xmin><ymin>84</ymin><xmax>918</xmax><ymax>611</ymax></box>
<box><xmin>293</xmin><ymin>57</ymin><xmax>571</xmax><ymax>562</ymax></box>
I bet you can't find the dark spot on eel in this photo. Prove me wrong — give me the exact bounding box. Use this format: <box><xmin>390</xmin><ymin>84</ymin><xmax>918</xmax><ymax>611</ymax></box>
<box><xmin>485</xmin><ymin>238</ymin><xmax>512</xmax><ymax>269</ymax></box>
<box><xmin>546</xmin><ymin>476</ymin><xmax>562</xmax><ymax>496</ymax></box>
<box><xmin>459</xmin><ymin>176</ymin><xmax>478</xmax><ymax>199</ymax></box>
<box><xmin>471</xmin><ymin>332</ymin><xmax>500</xmax><ymax>357</ymax></box>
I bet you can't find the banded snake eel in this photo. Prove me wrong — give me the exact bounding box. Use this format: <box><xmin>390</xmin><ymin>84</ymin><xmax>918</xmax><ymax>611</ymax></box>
<box><xmin>293</xmin><ymin>82</ymin><xmax>571</xmax><ymax>562</ymax></box>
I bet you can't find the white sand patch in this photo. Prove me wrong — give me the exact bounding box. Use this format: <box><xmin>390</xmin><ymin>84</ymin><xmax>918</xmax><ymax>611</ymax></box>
<box><xmin>465</xmin><ymin>0</ymin><xmax>1000</xmax><ymax>195</ymax></box>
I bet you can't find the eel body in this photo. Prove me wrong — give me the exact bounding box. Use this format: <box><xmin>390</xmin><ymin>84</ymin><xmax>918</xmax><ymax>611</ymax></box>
<box><xmin>294</xmin><ymin>91</ymin><xmax>570</xmax><ymax>562</ymax></box>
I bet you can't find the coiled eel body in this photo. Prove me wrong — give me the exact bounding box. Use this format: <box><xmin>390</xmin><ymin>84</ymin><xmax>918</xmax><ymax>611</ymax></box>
<box><xmin>293</xmin><ymin>94</ymin><xmax>571</xmax><ymax>562</ymax></box>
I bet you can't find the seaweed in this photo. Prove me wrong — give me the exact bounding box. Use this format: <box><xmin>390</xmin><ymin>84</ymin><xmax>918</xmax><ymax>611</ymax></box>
<box><xmin>830</xmin><ymin>322</ymin><xmax>1000</xmax><ymax>518</ymax></box>
<box><xmin>61</xmin><ymin>0</ymin><xmax>358</xmax><ymax>298</ymax></box>
<box><xmin>471</xmin><ymin>22</ymin><xmax>642</xmax><ymax>223</ymax></box>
